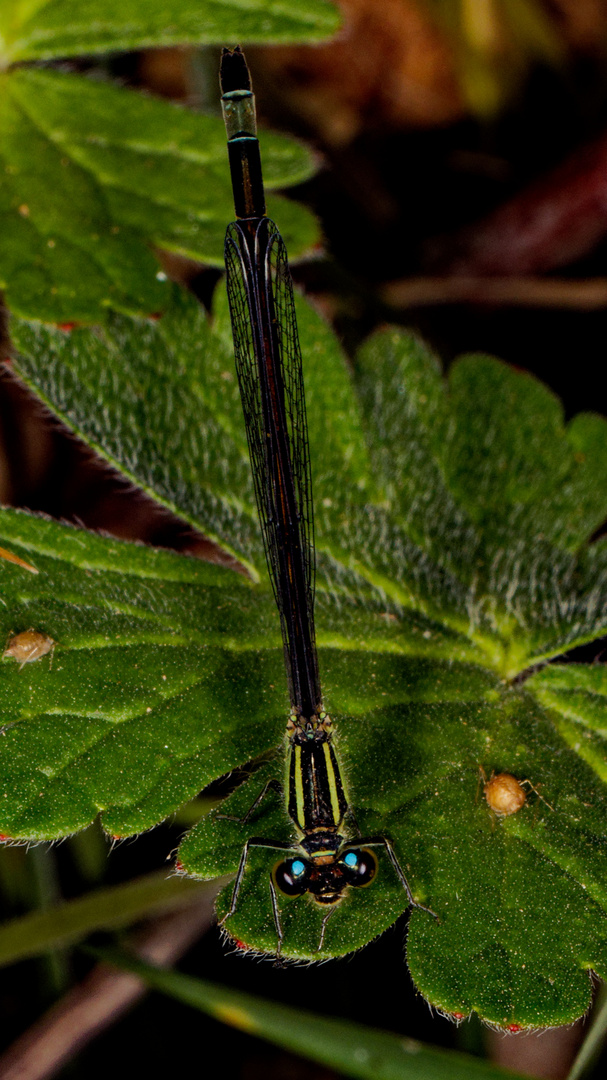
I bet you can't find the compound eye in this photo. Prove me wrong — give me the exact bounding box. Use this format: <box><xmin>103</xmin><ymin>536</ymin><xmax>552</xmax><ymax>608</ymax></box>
<box><xmin>340</xmin><ymin>848</ymin><xmax>378</xmax><ymax>887</ymax></box>
<box><xmin>273</xmin><ymin>856</ymin><xmax>310</xmax><ymax>896</ymax></box>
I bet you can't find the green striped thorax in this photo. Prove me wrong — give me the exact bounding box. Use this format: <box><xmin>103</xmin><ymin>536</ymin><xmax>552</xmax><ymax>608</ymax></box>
<box><xmin>273</xmin><ymin>711</ymin><xmax>378</xmax><ymax>907</ymax></box>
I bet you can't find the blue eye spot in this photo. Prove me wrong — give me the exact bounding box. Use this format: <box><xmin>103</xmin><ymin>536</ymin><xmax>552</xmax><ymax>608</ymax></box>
<box><xmin>291</xmin><ymin>859</ymin><xmax>306</xmax><ymax>878</ymax></box>
<box><xmin>344</xmin><ymin>851</ymin><xmax>358</xmax><ymax>868</ymax></box>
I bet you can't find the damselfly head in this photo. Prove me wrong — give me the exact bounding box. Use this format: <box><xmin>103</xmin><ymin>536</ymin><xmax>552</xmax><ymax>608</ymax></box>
<box><xmin>272</xmin><ymin>847</ymin><xmax>378</xmax><ymax>905</ymax></box>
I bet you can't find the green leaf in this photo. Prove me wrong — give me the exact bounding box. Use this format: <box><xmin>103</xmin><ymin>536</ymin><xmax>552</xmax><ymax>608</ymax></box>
<box><xmin>526</xmin><ymin>663</ymin><xmax>607</xmax><ymax>782</ymax></box>
<box><xmin>0</xmin><ymin>504</ymin><xmax>287</xmax><ymax>837</ymax></box>
<box><xmin>10</xmin><ymin>284</ymin><xmax>367</xmax><ymax>580</ymax></box>
<box><xmin>0</xmin><ymin>870</ymin><xmax>215</xmax><ymax>968</ymax></box>
<box><xmin>0</xmin><ymin>0</ymin><xmax>340</xmax><ymax>66</ymax></box>
<box><xmin>6</xmin><ymin>306</ymin><xmax>607</xmax><ymax>1027</ymax></box>
<box><xmin>90</xmin><ymin>947</ymin><xmax>530</xmax><ymax>1080</ymax></box>
<box><xmin>0</xmin><ymin>68</ymin><xmax>319</xmax><ymax>322</ymax></box>
<box><xmin>352</xmin><ymin>332</ymin><xmax>607</xmax><ymax>670</ymax></box>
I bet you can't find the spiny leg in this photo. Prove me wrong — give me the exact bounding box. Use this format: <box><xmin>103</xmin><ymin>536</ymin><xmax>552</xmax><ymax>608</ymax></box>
<box><xmin>360</xmin><ymin>834</ymin><xmax>439</xmax><ymax>921</ymax></box>
<box><xmin>216</xmin><ymin>778</ymin><xmax>282</xmax><ymax>826</ymax></box>
<box><xmin>268</xmin><ymin>874</ymin><xmax>285</xmax><ymax>962</ymax></box>
<box><xmin>219</xmin><ymin>835</ymin><xmax>294</xmax><ymax>927</ymax></box>
<box><xmin>317</xmin><ymin>905</ymin><xmax>338</xmax><ymax>953</ymax></box>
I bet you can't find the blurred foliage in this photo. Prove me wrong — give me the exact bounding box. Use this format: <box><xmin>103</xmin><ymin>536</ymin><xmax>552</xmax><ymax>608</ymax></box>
<box><xmin>423</xmin><ymin>0</ymin><xmax>565</xmax><ymax>117</ymax></box>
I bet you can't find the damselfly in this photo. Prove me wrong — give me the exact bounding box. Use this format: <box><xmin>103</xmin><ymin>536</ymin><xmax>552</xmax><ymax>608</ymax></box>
<box><xmin>220</xmin><ymin>46</ymin><xmax>436</xmax><ymax>956</ymax></box>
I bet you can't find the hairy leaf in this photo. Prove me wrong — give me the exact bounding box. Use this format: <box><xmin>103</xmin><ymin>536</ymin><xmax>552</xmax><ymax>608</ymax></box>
<box><xmin>5</xmin><ymin>300</ymin><xmax>607</xmax><ymax>1026</ymax></box>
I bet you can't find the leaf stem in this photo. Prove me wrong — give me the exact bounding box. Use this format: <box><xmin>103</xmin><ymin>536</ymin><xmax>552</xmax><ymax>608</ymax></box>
<box><xmin>566</xmin><ymin>984</ymin><xmax>607</xmax><ymax>1080</ymax></box>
